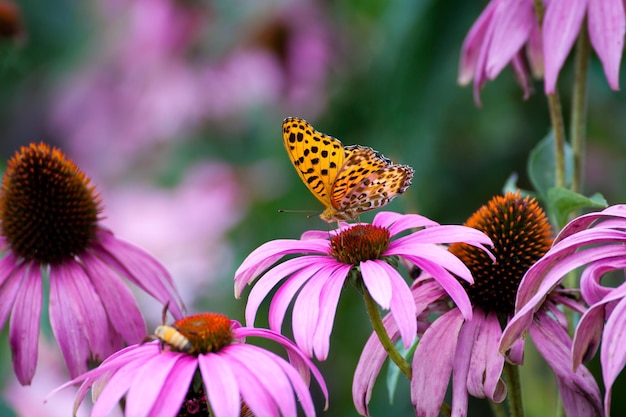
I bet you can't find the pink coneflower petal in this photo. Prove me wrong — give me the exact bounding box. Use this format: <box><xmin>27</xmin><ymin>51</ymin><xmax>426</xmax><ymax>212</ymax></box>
<box><xmin>468</xmin><ymin>312</ymin><xmax>506</xmax><ymax>401</ymax></box>
<box><xmin>9</xmin><ymin>264</ymin><xmax>42</xmax><ymax>385</ymax></box>
<box><xmin>411</xmin><ymin>309</ymin><xmax>465</xmax><ymax>416</ymax></box>
<box><xmin>81</xmin><ymin>252</ymin><xmax>146</xmax><ymax>343</ymax></box>
<box><xmin>579</xmin><ymin>259</ymin><xmax>625</xmax><ymax>304</ymax></box>
<box><xmin>245</xmin><ymin>256</ymin><xmax>327</xmax><ymax>327</ymax></box>
<box><xmin>361</xmin><ymin>260</ymin><xmax>393</xmax><ymax>308</ymax></box>
<box><xmin>49</xmin><ymin>262</ymin><xmax>110</xmax><ymax>378</ymax></box>
<box><xmin>93</xmin><ymin>230</ymin><xmax>185</xmax><ymax>319</ymax></box>
<box><xmin>458</xmin><ymin>0</ymin><xmax>498</xmax><ymax>85</ymax></box>
<box><xmin>372</xmin><ymin>211</ymin><xmax>438</xmax><ymax>235</ymax></box>
<box><xmin>527</xmin><ymin>26</ymin><xmax>544</xmax><ymax>77</ymax></box>
<box><xmin>0</xmin><ymin>255</ymin><xmax>25</xmax><ymax>331</ymax></box>
<box><xmin>600</xmin><ymin>296</ymin><xmax>626</xmax><ymax>414</ymax></box>
<box><xmin>313</xmin><ymin>267</ymin><xmax>347</xmax><ymax>359</ymax></box>
<box><xmin>511</xmin><ymin>53</ymin><xmax>532</xmax><ymax>99</ymax></box>
<box><xmin>199</xmin><ymin>353</ymin><xmax>241</xmax><ymax>417</ymax></box>
<box><xmin>530</xmin><ymin>311</ymin><xmax>602</xmax><ymax>416</ymax></box>
<box><xmin>542</xmin><ymin>0</ymin><xmax>587</xmax><ymax>93</ymax></box>
<box><xmin>147</xmin><ymin>356</ymin><xmax>197</xmax><ymax>417</ymax></box>
<box><xmin>450</xmin><ymin>315</ymin><xmax>476</xmax><ymax>416</ymax></box>
<box><xmin>234</xmin><ymin>239</ymin><xmax>329</xmax><ymax>295</ymax></box>
<box><xmin>486</xmin><ymin>0</ymin><xmax>535</xmax><ymax>78</ymax></box>
<box><xmin>587</xmin><ymin>0</ymin><xmax>625</xmax><ymax>90</ymax></box>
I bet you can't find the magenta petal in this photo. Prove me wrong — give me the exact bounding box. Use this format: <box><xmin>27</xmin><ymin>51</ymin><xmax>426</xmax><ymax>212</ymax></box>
<box><xmin>588</xmin><ymin>0</ymin><xmax>625</xmax><ymax>90</ymax></box>
<box><xmin>530</xmin><ymin>311</ymin><xmax>602</xmax><ymax>416</ymax></box>
<box><xmin>124</xmin><ymin>354</ymin><xmax>180</xmax><ymax>417</ymax></box>
<box><xmin>353</xmin><ymin>315</ymin><xmax>399</xmax><ymax>416</ymax></box>
<box><xmin>472</xmin><ymin>312</ymin><xmax>505</xmax><ymax>402</ymax></box>
<box><xmin>579</xmin><ymin>258</ymin><xmax>626</xmax><ymax>304</ymax></box>
<box><xmin>199</xmin><ymin>353</ymin><xmax>241</xmax><ymax>417</ymax></box>
<box><xmin>458</xmin><ymin>0</ymin><xmax>498</xmax><ymax>85</ymax></box>
<box><xmin>147</xmin><ymin>355</ymin><xmax>197</xmax><ymax>417</ymax></box>
<box><xmin>542</xmin><ymin>0</ymin><xmax>587</xmax><ymax>93</ymax></box>
<box><xmin>244</xmin><ymin>256</ymin><xmax>326</xmax><ymax>327</ymax></box>
<box><xmin>313</xmin><ymin>266</ymin><xmax>350</xmax><ymax>359</ymax></box>
<box><xmin>0</xmin><ymin>255</ymin><xmax>26</xmax><ymax>331</ymax></box>
<box><xmin>361</xmin><ymin>260</ymin><xmax>393</xmax><ymax>309</ymax></box>
<box><xmin>9</xmin><ymin>265</ymin><xmax>42</xmax><ymax>385</ymax></box>
<box><xmin>600</xmin><ymin>296</ymin><xmax>626</xmax><ymax>414</ymax></box>
<box><xmin>486</xmin><ymin>0</ymin><xmax>535</xmax><ymax>78</ymax></box>
<box><xmin>372</xmin><ymin>211</ymin><xmax>439</xmax><ymax>236</ymax></box>
<box><xmin>411</xmin><ymin>309</ymin><xmax>465</xmax><ymax>417</ymax></box>
<box><xmin>451</xmin><ymin>315</ymin><xmax>477</xmax><ymax>416</ymax></box>
<box><xmin>379</xmin><ymin>262</ymin><xmax>417</xmax><ymax>348</ymax></box>
<box><xmin>572</xmin><ymin>304</ymin><xmax>605</xmax><ymax>369</ymax></box>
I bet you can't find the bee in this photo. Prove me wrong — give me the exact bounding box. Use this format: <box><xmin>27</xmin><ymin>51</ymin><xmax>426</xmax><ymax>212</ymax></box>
<box><xmin>145</xmin><ymin>303</ymin><xmax>194</xmax><ymax>353</ymax></box>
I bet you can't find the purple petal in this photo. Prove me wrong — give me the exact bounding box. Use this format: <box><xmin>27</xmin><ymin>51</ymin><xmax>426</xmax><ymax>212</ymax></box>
<box><xmin>199</xmin><ymin>353</ymin><xmax>241</xmax><ymax>417</ymax></box>
<box><xmin>542</xmin><ymin>0</ymin><xmax>587</xmax><ymax>93</ymax></box>
<box><xmin>530</xmin><ymin>311</ymin><xmax>602</xmax><ymax>416</ymax></box>
<box><xmin>93</xmin><ymin>230</ymin><xmax>185</xmax><ymax>319</ymax></box>
<box><xmin>511</xmin><ymin>53</ymin><xmax>532</xmax><ymax>99</ymax></box>
<box><xmin>527</xmin><ymin>25</ymin><xmax>544</xmax><ymax>77</ymax></box>
<box><xmin>411</xmin><ymin>309</ymin><xmax>465</xmax><ymax>417</ymax></box>
<box><xmin>572</xmin><ymin>303</ymin><xmax>605</xmax><ymax>369</ymax></box>
<box><xmin>147</xmin><ymin>355</ymin><xmax>197</xmax><ymax>417</ymax></box>
<box><xmin>9</xmin><ymin>265</ymin><xmax>42</xmax><ymax>385</ymax></box>
<box><xmin>468</xmin><ymin>311</ymin><xmax>505</xmax><ymax>401</ymax></box>
<box><xmin>458</xmin><ymin>0</ymin><xmax>498</xmax><ymax>85</ymax></box>
<box><xmin>234</xmin><ymin>238</ymin><xmax>330</xmax><ymax>296</ymax></box>
<box><xmin>81</xmin><ymin>252</ymin><xmax>147</xmax><ymax>344</ymax></box>
<box><xmin>588</xmin><ymin>0</ymin><xmax>625</xmax><ymax>90</ymax></box>
<box><xmin>389</xmin><ymin>242</ymin><xmax>477</xmax><ymax>283</ymax></box>
<box><xmin>451</xmin><ymin>314</ymin><xmax>477</xmax><ymax>416</ymax></box>
<box><xmin>353</xmin><ymin>315</ymin><xmax>400</xmax><ymax>416</ymax></box>
<box><xmin>601</xmin><ymin>296</ymin><xmax>626</xmax><ymax>414</ymax></box>
<box><xmin>579</xmin><ymin>258</ymin><xmax>626</xmax><ymax>304</ymax></box>
<box><xmin>244</xmin><ymin>256</ymin><xmax>327</xmax><ymax>327</ymax></box>
<box><xmin>486</xmin><ymin>0</ymin><xmax>535</xmax><ymax>78</ymax></box>
<box><xmin>273</xmin><ymin>353</ymin><xmax>318</xmax><ymax>417</ymax></box>
<box><xmin>411</xmin><ymin>277</ymin><xmax>448</xmax><ymax>316</ymax></box>
<box><xmin>0</xmin><ymin>255</ymin><xmax>26</xmax><ymax>331</ymax></box>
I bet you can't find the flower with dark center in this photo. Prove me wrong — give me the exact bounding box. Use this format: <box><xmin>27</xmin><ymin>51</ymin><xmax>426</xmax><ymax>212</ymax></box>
<box><xmin>501</xmin><ymin>204</ymin><xmax>626</xmax><ymax>417</ymax></box>
<box><xmin>0</xmin><ymin>143</ymin><xmax>185</xmax><ymax>385</ymax></box>
<box><xmin>353</xmin><ymin>192</ymin><xmax>602</xmax><ymax>417</ymax></box>
<box><xmin>51</xmin><ymin>312</ymin><xmax>328</xmax><ymax>417</ymax></box>
<box><xmin>235</xmin><ymin>211</ymin><xmax>493</xmax><ymax>361</ymax></box>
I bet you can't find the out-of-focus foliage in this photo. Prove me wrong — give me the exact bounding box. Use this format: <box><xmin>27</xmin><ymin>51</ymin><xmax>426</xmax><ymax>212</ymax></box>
<box><xmin>0</xmin><ymin>0</ymin><xmax>625</xmax><ymax>416</ymax></box>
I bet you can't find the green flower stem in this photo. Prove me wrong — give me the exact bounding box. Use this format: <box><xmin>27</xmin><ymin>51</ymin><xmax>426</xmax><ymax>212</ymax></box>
<box><xmin>532</xmin><ymin>0</ymin><xmax>545</xmax><ymax>22</ymax></box>
<box><xmin>570</xmin><ymin>23</ymin><xmax>590</xmax><ymax>194</ymax></box>
<box><xmin>547</xmin><ymin>92</ymin><xmax>567</xmax><ymax>189</ymax></box>
<box><xmin>489</xmin><ymin>399</ymin><xmax>507</xmax><ymax>417</ymax></box>
<box><xmin>504</xmin><ymin>362</ymin><xmax>525</xmax><ymax>417</ymax></box>
<box><xmin>361</xmin><ymin>286</ymin><xmax>412</xmax><ymax>380</ymax></box>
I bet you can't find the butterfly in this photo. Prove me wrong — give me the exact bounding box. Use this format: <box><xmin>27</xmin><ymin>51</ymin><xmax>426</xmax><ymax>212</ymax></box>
<box><xmin>282</xmin><ymin>117</ymin><xmax>414</xmax><ymax>223</ymax></box>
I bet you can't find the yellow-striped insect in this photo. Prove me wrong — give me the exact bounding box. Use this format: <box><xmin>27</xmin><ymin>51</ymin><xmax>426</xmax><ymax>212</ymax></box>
<box><xmin>148</xmin><ymin>303</ymin><xmax>194</xmax><ymax>353</ymax></box>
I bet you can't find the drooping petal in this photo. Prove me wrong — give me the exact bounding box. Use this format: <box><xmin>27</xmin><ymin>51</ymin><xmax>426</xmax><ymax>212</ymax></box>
<box><xmin>451</xmin><ymin>314</ymin><xmax>478</xmax><ymax>417</ymax></box>
<box><xmin>389</xmin><ymin>242</ymin><xmax>477</xmax><ymax>283</ymax></box>
<box><xmin>469</xmin><ymin>311</ymin><xmax>506</xmax><ymax>402</ymax></box>
<box><xmin>459</xmin><ymin>0</ymin><xmax>499</xmax><ymax>85</ymax></box>
<box><xmin>81</xmin><ymin>251</ymin><xmax>146</xmax><ymax>344</ymax></box>
<box><xmin>0</xmin><ymin>255</ymin><xmax>26</xmax><ymax>331</ymax></box>
<box><xmin>353</xmin><ymin>315</ymin><xmax>400</xmax><ymax>417</ymax></box>
<box><xmin>372</xmin><ymin>211</ymin><xmax>438</xmax><ymax>236</ymax></box>
<box><xmin>530</xmin><ymin>311</ymin><xmax>602</xmax><ymax>416</ymax></box>
<box><xmin>486</xmin><ymin>0</ymin><xmax>535</xmax><ymax>78</ymax></box>
<box><xmin>199</xmin><ymin>353</ymin><xmax>241</xmax><ymax>417</ymax></box>
<box><xmin>600</xmin><ymin>296</ymin><xmax>626</xmax><ymax>416</ymax></box>
<box><xmin>587</xmin><ymin>0</ymin><xmax>625</xmax><ymax>90</ymax></box>
<box><xmin>527</xmin><ymin>25</ymin><xmax>544</xmax><ymax>77</ymax></box>
<box><xmin>542</xmin><ymin>0</ymin><xmax>588</xmax><ymax>93</ymax></box>
<box><xmin>313</xmin><ymin>265</ymin><xmax>350</xmax><ymax>360</ymax></box>
<box><xmin>579</xmin><ymin>258</ymin><xmax>626</xmax><ymax>304</ymax></box>
<box><xmin>360</xmin><ymin>260</ymin><xmax>393</xmax><ymax>309</ymax></box>
<box><xmin>511</xmin><ymin>53</ymin><xmax>532</xmax><ymax>99</ymax></box>
<box><xmin>93</xmin><ymin>229</ymin><xmax>185</xmax><ymax>319</ymax></box>
<box><xmin>147</xmin><ymin>355</ymin><xmax>197</xmax><ymax>417</ymax></box>
<box><xmin>412</xmin><ymin>309</ymin><xmax>465</xmax><ymax>417</ymax></box>
<box><xmin>572</xmin><ymin>303</ymin><xmax>605</xmax><ymax>369</ymax></box>
<box><xmin>9</xmin><ymin>264</ymin><xmax>42</xmax><ymax>385</ymax></box>
<box><xmin>234</xmin><ymin>238</ymin><xmax>330</xmax><ymax>296</ymax></box>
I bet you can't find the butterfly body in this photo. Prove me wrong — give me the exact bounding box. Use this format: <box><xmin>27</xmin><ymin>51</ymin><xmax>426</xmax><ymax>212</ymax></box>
<box><xmin>282</xmin><ymin>117</ymin><xmax>414</xmax><ymax>223</ymax></box>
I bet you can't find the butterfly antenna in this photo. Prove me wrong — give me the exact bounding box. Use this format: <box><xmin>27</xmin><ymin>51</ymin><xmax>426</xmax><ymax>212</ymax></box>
<box><xmin>277</xmin><ymin>209</ymin><xmax>319</xmax><ymax>219</ymax></box>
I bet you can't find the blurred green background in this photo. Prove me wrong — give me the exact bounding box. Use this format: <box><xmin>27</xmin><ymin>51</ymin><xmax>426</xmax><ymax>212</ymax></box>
<box><xmin>0</xmin><ymin>0</ymin><xmax>625</xmax><ymax>416</ymax></box>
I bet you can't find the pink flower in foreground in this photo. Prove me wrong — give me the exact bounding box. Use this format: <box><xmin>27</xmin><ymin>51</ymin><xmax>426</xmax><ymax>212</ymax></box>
<box><xmin>0</xmin><ymin>143</ymin><xmax>185</xmax><ymax>385</ymax></box>
<box><xmin>501</xmin><ymin>205</ymin><xmax>626</xmax><ymax>417</ymax></box>
<box><xmin>354</xmin><ymin>193</ymin><xmax>601</xmax><ymax>417</ymax></box>
<box><xmin>235</xmin><ymin>211</ymin><xmax>493</xmax><ymax>361</ymax></box>
<box><xmin>51</xmin><ymin>312</ymin><xmax>328</xmax><ymax>417</ymax></box>
<box><xmin>460</xmin><ymin>0</ymin><xmax>625</xmax><ymax>102</ymax></box>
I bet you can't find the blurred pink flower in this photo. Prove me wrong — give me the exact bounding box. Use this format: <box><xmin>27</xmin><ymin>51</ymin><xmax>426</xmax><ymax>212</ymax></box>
<box><xmin>101</xmin><ymin>162</ymin><xmax>246</xmax><ymax>304</ymax></box>
<box><xmin>235</xmin><ymin>211</ymin><xmax>492</xmax><ymax>361</ymax></box>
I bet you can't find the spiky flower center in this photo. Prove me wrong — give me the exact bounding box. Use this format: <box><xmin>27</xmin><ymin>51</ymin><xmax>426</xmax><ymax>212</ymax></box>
<box><xmin>174</xmin><ymin>313</ymin><xmax>233</xmax><ymax>355</ymax></box>
<box><xmin>0</xmin><ymin>143</ymin><xmax>101</xmax><ymax>264</ymax></box>
<box><xmin>330</xmin><ymin>225</ymin><xmax>391</xmax><ymax>265</ymax></box>
<box><xmin>449</xmin><ymin>192</ymin><xmax>553</xmax><ymax>317</ymax></box>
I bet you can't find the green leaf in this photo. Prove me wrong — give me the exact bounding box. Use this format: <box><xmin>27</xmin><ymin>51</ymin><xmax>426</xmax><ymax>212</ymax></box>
<box><xmin>547</xmin><ymin>187</ymin><xmax>608</xmax><ymax>229</ymax></box>
<box><xmin>527</xmin><ymin>131</ymin><xmax>574</xmax><ymax>200</ymax></box>
<box><xmin>386</xmin><ymin>337</ymin><xmax>418</xmax><ymax>403</ymax></box>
